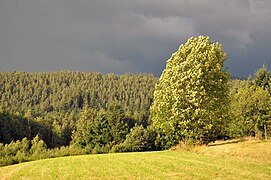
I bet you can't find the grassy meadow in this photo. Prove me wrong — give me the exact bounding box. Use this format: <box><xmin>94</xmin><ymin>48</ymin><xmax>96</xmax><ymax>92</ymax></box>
<box><xmin>0</xmin><ymin>139</ymin><xmax>271</xmax><ymax>179</ymax></box>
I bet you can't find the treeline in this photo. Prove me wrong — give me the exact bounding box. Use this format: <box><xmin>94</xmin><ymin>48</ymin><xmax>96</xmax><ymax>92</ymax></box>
<box><xmin>1</xmin><ymin>67</ymin><xmax>271</xmax><ymax>166</ymax></box>
<box><xmin>0</xmin><ymin>72</ymin><xmax>157</xmax><ymax>148</ymax></box>
<box><xmin>228</xmin><ymin>65</ymin><xmax>271</xmax><ymax>139</ymax></box>
<box><xmin>0</xmin><ymin>135</ymin><xmax>83</xmax><ymax>166</ymax></box>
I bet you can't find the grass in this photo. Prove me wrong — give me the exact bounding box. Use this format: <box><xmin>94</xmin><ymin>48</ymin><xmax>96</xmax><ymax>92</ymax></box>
<box><xmin>0</xmin><ymin>139</ymin><xmax>271</xmax><ymax>179</ymax></box>
<box><xmin>194</xmin><ymin>138</ymin><xmax>271</xmax><ymax>163</ymax></box>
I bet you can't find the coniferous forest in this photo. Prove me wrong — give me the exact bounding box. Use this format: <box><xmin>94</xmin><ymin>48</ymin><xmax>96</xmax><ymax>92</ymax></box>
<box><xmin>0</xmin><ymin>72</ymin><xmax>159</xmax><ymax>165</ymax></box>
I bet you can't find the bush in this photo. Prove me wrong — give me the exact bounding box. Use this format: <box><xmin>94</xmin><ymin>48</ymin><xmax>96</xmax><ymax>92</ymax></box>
<box><xmin>110</xmin><ymin>143</ymin><xmax>129</xmax><ymax>153</ymax></box>
<box><xmin>111</xmin><ymin>125</ymin><xmax>157</xmax><ymax>153</ymax></box>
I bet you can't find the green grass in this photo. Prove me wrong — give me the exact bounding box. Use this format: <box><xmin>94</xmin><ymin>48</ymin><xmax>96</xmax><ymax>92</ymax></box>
<box><xmin>1</xmin><ymin>140</ymin><xmax>271</xmax><ymax>179</ymax></box>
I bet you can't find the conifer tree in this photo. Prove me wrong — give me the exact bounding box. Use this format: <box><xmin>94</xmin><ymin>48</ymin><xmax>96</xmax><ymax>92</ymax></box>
<box><xmin>255</xmin><ymin>64</ymin><xmax>271</xmax><ymax>92</ymax></box>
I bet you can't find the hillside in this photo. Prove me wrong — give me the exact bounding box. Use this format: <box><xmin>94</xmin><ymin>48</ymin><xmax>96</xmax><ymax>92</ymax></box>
<box><xmin>0</xmin><ymin>72</ymin><xmax>157</xmax><ymax>148</ymax></box>
<box><xmin>1</xmin><ymin>139</ymin><xmax>270</xmax><ymax>179</ymax></box>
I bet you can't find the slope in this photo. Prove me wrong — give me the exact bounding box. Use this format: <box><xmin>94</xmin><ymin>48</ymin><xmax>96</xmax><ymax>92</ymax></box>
<box><xmin>0</xmin><ymin>139</ymin><xmax>271</xmax><ymax>179</ymax></box>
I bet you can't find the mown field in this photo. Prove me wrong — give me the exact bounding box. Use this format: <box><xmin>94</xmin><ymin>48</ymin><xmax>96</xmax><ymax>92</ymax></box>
<box><xmin>0</xmin><ymin>139</ymin><xmax>271</xmax><ymax>179</ymax></box>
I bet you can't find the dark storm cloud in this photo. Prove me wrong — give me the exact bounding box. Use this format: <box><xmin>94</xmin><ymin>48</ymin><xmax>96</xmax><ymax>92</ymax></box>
<box><xmin>0</xmin><ymin>0</ymin><xmax>270</xmax><ymax>77</ymax></box>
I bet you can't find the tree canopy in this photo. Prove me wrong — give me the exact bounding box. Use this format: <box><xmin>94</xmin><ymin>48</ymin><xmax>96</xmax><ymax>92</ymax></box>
<box><xmin>150</xmin><ymin>36</ymin><xmax>230</xmax><ymax>146</ymax></box>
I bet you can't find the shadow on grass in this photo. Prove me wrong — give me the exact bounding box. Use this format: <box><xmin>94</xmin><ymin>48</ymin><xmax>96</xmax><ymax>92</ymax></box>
<box><xmin>208</xmin><ymin>138</ymin><xmax>248</xmax><ymax>147</ymax></box>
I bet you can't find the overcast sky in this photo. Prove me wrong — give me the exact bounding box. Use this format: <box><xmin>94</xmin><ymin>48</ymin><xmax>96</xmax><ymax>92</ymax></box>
<box><xmin>0</xmin><ymin>0</ymin><xmax>270</xmax><ymax>77</ymax></box>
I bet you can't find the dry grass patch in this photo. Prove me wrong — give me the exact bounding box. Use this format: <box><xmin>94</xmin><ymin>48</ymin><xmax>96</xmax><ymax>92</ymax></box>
<box><xmin>192</xmin><ymin>138</ymin><xmax>271</xmax><ymax>164</ymax></box>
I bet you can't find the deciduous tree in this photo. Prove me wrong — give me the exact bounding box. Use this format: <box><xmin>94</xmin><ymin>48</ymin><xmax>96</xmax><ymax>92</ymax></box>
<box><xmin>150</xmin><ymin>36</ymin><xmax>229</xmax><ymax>146</ymax></box>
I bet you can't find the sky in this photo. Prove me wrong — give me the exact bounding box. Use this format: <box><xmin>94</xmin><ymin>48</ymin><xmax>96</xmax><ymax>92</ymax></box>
<box><xmin>0</xmin><ymin>0</ymin><xmax>271</xmax><ymax>78</ymax></box>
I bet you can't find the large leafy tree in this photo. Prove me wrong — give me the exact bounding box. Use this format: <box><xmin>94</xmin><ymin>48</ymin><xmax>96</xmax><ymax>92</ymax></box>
<box><xmin>150</xmin><ymin>36</ymin><xmax>229</xmax><ymax>146</ymax></box>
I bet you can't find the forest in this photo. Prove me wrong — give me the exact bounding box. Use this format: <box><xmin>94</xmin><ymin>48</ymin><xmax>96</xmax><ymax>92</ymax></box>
<box><xmin>1</xmin><ymin>37</ymin><xmax>271</xmax><ymax>167</ymax></box>
<box><xmin>0</xmin><ymin>68</ymin><xmax>270</xmax><ymax>166</ymax></box>
<box><xmin>0</xmin><ymin>72</ymin><xmax>159</xmax><ymax>166</ymax></box>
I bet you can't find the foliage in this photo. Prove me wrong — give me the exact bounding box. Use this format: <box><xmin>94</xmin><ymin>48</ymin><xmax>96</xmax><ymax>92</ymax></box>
<box><xmin>72</xmin><ymin>104</ymin><xmax>132</xmax><ymax>153</ymax></box>
<box><xmin>0</xmin><ymin>111</ymin><xmax>29</xmax><ymax>143</ymax></box>
<box><xmin>0</xmin><ymin>72</ymin><xmax>158</xmax><ymax>166</ymax></box>
<box><xmin>0</xmin><ymin>72</ymin><xmax>157</xmax><ymax>148</ymax></box>
<box><xmin>255</xmin><ymin>64</ymin><xmax>271</xmax><ymax>92</ymax></box>
<box><xmin>229</xmin><ymin>81</ymin><xmax>271</xmax><ymax>139</ymax></box>
<box><xmin>0</xmin><ymin>136</ymin><xmax>83</xmax><ymax>167</ymax></box>
<box><xmin>229</xmin><ymin>65</ymin><xmax>271</xmax><ymax>140</ymax></box>
<box><xmin>30</xmin><ymin>135</ymin><xmax>47</xmax><ymax>160</ymax></box>
<box><xmin>111</xmin><ymin>125</ymin><xmax>156</xmax><ymax>153</ymax></box>
<box><xmin>150</xmin><ymin>36</ymin><xmax>230</xmax><ymax>145</ymax></box>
